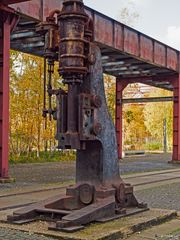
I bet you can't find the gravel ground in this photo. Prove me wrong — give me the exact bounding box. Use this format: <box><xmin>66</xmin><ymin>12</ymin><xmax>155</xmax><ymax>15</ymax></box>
<box><xmin>119</xmin><ymin>153</ymin><xmax>176</xmax><ymax>175</ymax></box>
<box><xmin>0</xmin><ymin>153</ymin><xmax>177</xmax><ymax>191</ymax></box>
<box><xmin>10</xmin><ymin>161</ymin><xmax>75</xmax><ymax>185</ymax></box>
<box><xmin>7</xmin><ymin>153</ymin><xmax>178</xmax><ymax>187</ymax></box>
<box><xmin>134</xmin><ymin>181</ymin><xmax>180</xmax><ymax>239</ymax></box>
<box><xmin>0</xmin><ymin>228</ymin><xmax>56</xmax><ymax>240</ymax></box>
<box><xmin>0</xmin><ymin>154</ymin><xmax>179</xmax><ymax>240</ymax></box>
<box><xmin>135</xmin><ymin>182</ymin><xmax>180</xmax><ymax>211</ymax></box>
<box><xmin>158</xmin><ymin>234</ymin><xmax>180</xmax><ymax>240</ymax></box>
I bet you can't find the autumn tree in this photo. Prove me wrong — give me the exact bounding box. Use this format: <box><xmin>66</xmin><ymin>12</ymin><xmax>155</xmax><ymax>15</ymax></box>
<box><xmin>143</xmin><ymin>88</ymin><xmax>173</xmax><ymax>151</ymax></box>
<box><xmin>104</xmin><ymin>75</ymin><xmax>116</xmax><ymax>122</ymax></box>
<box><xmin>10</xmin><ymin>52</ymin><xmax>62</xmax><ymax>159</ymax></box>
<box><xmin>119</xmin><ymin>0</ymin><xmax>139</xmax><ymax>27</ymax></box>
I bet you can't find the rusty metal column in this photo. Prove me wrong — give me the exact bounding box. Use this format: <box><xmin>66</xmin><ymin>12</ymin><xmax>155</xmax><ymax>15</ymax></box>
<box><xmin>172</xmin><ymin>75</ymin><xmax>180</xmax><ymax>162</ymax></box>
<box><xmin>0</xmin><ymin>16</ymin><xmax>11</xmax><ymax>179</ymax></box>
<box><xmin>115</xmin><ymin>79</ymin><xmax>128</xmax><ymax>159</ymax></box>
<box><xmin>0</xmin><ymin>7</ymin><xmax>18</xmax><ymax>179</ymax></box>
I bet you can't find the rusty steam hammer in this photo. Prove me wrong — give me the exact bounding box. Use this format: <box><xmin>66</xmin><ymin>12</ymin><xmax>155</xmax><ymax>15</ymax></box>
<box><xmin>8</xmin><ymin>0</ymin><xmax>148</xmax><ymax>232</ymax></box>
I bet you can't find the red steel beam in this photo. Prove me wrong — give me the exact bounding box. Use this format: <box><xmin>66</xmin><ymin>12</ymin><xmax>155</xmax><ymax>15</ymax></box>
<box><xmin>0</xmin><ymin>7</ymin><xmax>18</xmax><ymax>179</ymax></box>
<box><xmin>1</xmin><ymin>0</ymin><xmax>30</xmax><ymax>4</ymax></box>
<box><xmin>118</xmin><ymin>75</ymin><xmax>178</xmax><ymax>83</ymax></box>
<box><xmin>115</xmin><ymin>79</ymin><xmax>128</xmax><ymax>159</ymax></box>
<box><xmin>172</xmin><ymin>77</ymin><xmax>178</xmax><ymax>161</ymax></box>
<box><xmin>172</xmin><ymin>75</ymin><xmax>180</xmax><ymax>162</ymax></box>
<box><xmin>0</xmin><ymin>19</ymin><xmax>11</xmax><ymax>178</ymax></box>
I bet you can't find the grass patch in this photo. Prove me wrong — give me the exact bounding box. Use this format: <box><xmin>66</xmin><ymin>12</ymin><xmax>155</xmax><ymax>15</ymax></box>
<box><xmin>171</xmin><ymin>227</ymin><xmax>180</xmax><ymax>235</ymax></box>
<box><xmin>10</xmin><ymin>151</ymin><xmax>76</xmax><ymax>164</ymax></box>
<box><xmin>144</xmin><ymin>141</ymin><xmax>163</xmax><ymax>151</ymax></box>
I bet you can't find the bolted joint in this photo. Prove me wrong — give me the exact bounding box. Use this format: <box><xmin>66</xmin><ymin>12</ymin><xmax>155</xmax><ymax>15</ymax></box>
<box><xmin>91</xmin><ymin>122</ymin><xmax>102</xmax><ymax>136</ymax></box>
<box><xmin>88</xmin><ymin>53</ymin><xmax>96</xmax><ymax>65</ymax></box>
<box><xmin>91</xmin><ymin>95</ymin><xmax>102</xmax><ymax>108</ymax></box>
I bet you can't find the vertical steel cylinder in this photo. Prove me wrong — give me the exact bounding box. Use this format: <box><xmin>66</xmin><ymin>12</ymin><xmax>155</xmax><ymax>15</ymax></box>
<box><xmin>58</xmin><ymin>0</ymin><xmax>89</xmax><ymax>134</ymax></box>
<box><xmin>58</xmin><ymin>0</ymin><xmax>89</xmax><ymax>83</ymax></box>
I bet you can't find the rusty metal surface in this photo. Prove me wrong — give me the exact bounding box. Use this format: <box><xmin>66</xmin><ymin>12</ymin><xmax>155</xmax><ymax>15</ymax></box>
<box><xmin>122</xmin><ymin>96</ymin><xmax>173</xmax><ymax>104</ymax></box>
<box><xmin>0</xmin><ymin>0</ymin><xmax>30</xmax><ymax>5</ymax></box>
<box><xmin>10</xmin><ymin>0</ymin><xmax>42</xmax><ymax>20</ymax></box>
<box><xmin>1</xmin><ymin>0</ymin><xmax>30</xmax><ymax>4</ymax></box>
<box><xmin>10</xmin><ymin>0</ymin><xmax>62</xmax><ymax>20</ymax></box>
<box><xmin>94</xmin><ymin>14</ymin><xmax>113</xmax><ymax>46</ymax></box>
<box><xmin>172</xmin><ymin>76</ymin><xmax>180</xmax><ymax>162</ymax></box>
<box><xmin>0</xmin><ymin>17</ymin><xmax>10</xmax><ymax>179</ymax></box>
<box><xmin>0</xmin><ymin>5</ymin><xmax>19</xmax><ymax>179</ymax></box>
<box><xmin>76</xmin><ymin>45</ymin><xmax>120</xmax><ymax>185</ymax></box>
<box><xmin>140</xmin><ymin>36</ymin><xmax>153</xmax><ymax>62</ymax></box>
<box><xmin>116</xmin><ymin>80</ymin><xmax>127</xmax><ymax>159</ymax></box>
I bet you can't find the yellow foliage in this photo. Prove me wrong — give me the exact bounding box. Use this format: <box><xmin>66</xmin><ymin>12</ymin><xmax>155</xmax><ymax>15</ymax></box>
<box><xmin>10</xmin><ymin>51</ymin><xmax>63</xmax><ymax>157</ymax></box>
<box><xmin>143</xmin><ymin>88</ymin><xmax>173</xmax><ymax>150</ymax></box>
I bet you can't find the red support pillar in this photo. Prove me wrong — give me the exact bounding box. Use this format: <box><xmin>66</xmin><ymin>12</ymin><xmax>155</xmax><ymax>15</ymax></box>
<box><xmin>172</xmin><ymin>75</ymin><xmax>180</xmax><ymax>163</ymax></box>
<box><xmin>0</xmin><ymin>7</ymin><xmax>18</xmax><ymax>179</ymax></box>
<box><xmin>115</xmin><ymin>79</ymin><xmax>128</xmax><ymax>160</ymax></box>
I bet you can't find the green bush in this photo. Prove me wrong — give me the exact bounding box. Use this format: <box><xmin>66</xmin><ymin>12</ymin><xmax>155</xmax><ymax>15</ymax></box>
<box><xmin>144</xmin><ymin>141</ymin><xmax>162</xmax><ymax>151</ymax></box>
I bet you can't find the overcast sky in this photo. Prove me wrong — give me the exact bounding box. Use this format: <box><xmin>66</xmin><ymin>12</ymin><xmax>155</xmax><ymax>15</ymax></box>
<box><xmin>84</xmin><ymin>0</ymin><xmax>180</xmax><ymax>50</ymax></box>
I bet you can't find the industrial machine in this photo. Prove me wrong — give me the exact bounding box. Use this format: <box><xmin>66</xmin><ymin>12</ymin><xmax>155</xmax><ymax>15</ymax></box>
<box><xmin>8</xmin><ymin>0</ymin><xmax>148</xmax><ymax>232</ymax></box>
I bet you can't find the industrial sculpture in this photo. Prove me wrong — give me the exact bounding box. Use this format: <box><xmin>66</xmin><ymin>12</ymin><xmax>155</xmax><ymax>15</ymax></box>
<box><xmin>8</xmin><ymin>0</ymin><xmax>148</xmax><ymax>232</ymax></box>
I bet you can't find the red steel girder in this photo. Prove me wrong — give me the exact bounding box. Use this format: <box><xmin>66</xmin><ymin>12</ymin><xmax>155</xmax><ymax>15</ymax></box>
<box><xmin>0</xmin><ymin>8</ymin><xmax>18</xmax><ymax>179</ymax></box>
<box><xmin>0</xmin><ymin>0</ymin><xmax>30</xmax><ymax>4</ymax></box>
<box><xmin>172</xmin><ymin>75</ymin><xmax>180</xmax><ymax>162</ymax></box>
<box><xmin>118</xmin><ymin>75</ymin><xmax>178</xmax><ymax>83</ymax></box>
<box><xmin>0</xmin><ymin>19</ymin><xmax>11</xmax><ymax>178</ymax></box>
<box><xmin>115</xmin><ymin>79</ymin><xmax>128</xmax><ymax>159</ymax></box>
<box><xmin>11</xmin><ymin>0</ymin><xmax>179</xmax><ymax>73</ymax></box>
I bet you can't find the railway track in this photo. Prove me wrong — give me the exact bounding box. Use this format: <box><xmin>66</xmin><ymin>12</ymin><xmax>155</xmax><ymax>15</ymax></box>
<box><xmin>0</xmin><ymin>168</ymin><xmax>180</xmax><ymax>211</ymax></box>
<box><xmin>124</xmin><ymin>168</ymin><xmax>180</xmax><ymax>186</ymax></box>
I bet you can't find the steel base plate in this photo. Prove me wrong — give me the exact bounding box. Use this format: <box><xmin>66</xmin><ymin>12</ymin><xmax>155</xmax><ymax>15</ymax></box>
<box><xmin>49</xmin><ymin>224</ymin><xmax>85</xmax><ymax>233</ymax></box>
<box><xmin>47</xmin><ymin>207</ymin><xmax>149</xmax><ymax>233</ymax></box>
<box><xmin>96</xmin><ymin>207</ymin><xmax>149</xmax><ymax>223</ymax></box>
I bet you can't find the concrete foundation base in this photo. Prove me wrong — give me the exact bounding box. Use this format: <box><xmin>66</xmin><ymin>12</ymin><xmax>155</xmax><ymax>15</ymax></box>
<box><xmin>0</xmin><ymin>209</ymin><xmax>177</xmax><ymax>240</ymax></box>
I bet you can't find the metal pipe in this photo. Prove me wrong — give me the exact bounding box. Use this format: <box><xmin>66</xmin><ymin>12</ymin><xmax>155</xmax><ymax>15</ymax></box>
<box><xmin>0</xmin><ymin>15</ymin><xmax>11</xmax><ymax>178</ymax></box>
<box><xmin>121</xmin><ymin>96</ymin><xmax>173</xmax><ymax>104</ymax></box>
<box><xmin>47</xmin><ymin>59</ymin><xmax>54</xmax><ymax>121</ymax></box>
<box><xmin>43</xmin><ymin>57</ymin><xmax>47</xmax><ymax>113</ymax></box>
<box><xmin>48</xmin><ymin>9</ymin><xmax>61</xmax><ymax>19</ymax></box>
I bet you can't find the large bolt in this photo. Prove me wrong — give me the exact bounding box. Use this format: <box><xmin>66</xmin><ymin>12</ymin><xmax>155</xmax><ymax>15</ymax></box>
<box><xmin>91</xmin><ymin>95</ymin><xmax>102</xmax><ymax>108</ymax></box>
<box><xmin>92</xmin><ymin>122</ymin><xmax>102</xmax><ymax>136</ymax></box>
